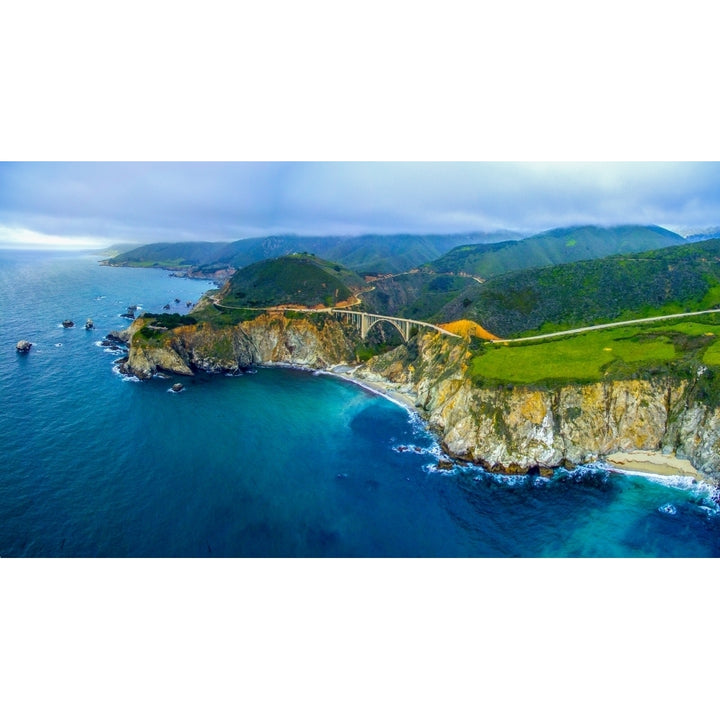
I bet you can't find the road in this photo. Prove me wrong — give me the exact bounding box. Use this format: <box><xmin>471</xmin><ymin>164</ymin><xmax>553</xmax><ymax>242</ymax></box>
<box><xmin>492</xmin><ymin>308</ymin><xmax>720</xmax><ymax>344</ymax></box>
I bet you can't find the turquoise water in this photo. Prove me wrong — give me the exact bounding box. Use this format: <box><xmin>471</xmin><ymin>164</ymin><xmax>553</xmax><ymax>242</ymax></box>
<box><xmin>1</xmin><ymin>249</ymin><xmax>719</xmax><ymax>557</ymax></box>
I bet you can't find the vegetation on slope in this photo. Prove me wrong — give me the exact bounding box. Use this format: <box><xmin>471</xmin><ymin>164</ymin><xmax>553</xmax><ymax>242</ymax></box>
<box><xmin>465</xmin><ymin>315</ymin><xmax>720</xmax><ymax>394</ymax></box>
<box><xmin>427</xmin><ymin>225</ymin><xmax>685</xmax><ymax>279</ymax></box>
<box><xmin>104</xmin><ymin>242</ymin><xmax>227</xmax><ymax>268</ymax></box>
<box><xmin>360</xmin><ymin>272</ymin><xmax>478</xmax><ymax>319</ymax></box>
<box><xmin>438</xmin><ymin>238</ymin><xmax>720</xmax><ymax>337</ymax></box>
<box><xmin>105</xmin><ymin>231</ymin><xmax>521</xmax><ymax>276</ymax></box>
<box><xmin>218</xmin><ymin>254</ymin><xmax>365</xmax><ymax>308</ymax></box>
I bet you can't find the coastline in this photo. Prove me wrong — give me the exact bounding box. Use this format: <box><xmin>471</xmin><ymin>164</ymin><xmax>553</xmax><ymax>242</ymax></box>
<box><xmin>325</xmin><ymin>364</ymin><xmax>422</xmax><ymax>416</ymax></box>
<box><xmin>603</xmin><ymin>450</ymin><xmax>702</xmax><ymax>481</ymax></box>
<box><xmin>320</xmin><ymin>365</ymin><xmax>716</xmax><ymax>488</ymax></box>
<box><xmin>324</xmin><ymin>365</ymin><xmax>717</xmax><ymax>495</ymax></box>
<box><xmin>116</xmin><ymin>334</ymin><xmax>717</xmax><ymax>488</ymax></box>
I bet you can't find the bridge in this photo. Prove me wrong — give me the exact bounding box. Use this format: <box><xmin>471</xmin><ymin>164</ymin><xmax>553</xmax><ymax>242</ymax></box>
<box><xmin>331</xmin><ymin>309</ymin><xmax>460</xmax><ymax>341</ymax></box>
<box><xmin>211</xmin><ymin>298</ymin><xmax>460</xmax><ymax>342</ymax></box>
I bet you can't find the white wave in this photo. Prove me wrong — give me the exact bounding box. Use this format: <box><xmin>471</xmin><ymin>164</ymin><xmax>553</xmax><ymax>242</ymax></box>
<box><xmin>658</xmin><ymin>503</ymin><xmax>677</xmax><ymax>516</ymax></box>
<box><xmin>111</xmin><ymin>364</ymin><xmax>139</xmax><ymax>382</ymax></box>
<box><xmin>392</xmin><ymin>444</ymin><xmax>431</xmax><ymax>456</ymax></box>
<box><xmin>423</xmin><ymin>462</ymin><xmax>456</xmax><ymax>475</ymax></box>
<box><xmin>596</xmin><ymin>461</ymin><xmax>717</xmax><ymax>500</ymax></box>
<box><xmin>485</xmin><ymin>472</ymin><xmax>526</xmax><ymax>487</ymax></box>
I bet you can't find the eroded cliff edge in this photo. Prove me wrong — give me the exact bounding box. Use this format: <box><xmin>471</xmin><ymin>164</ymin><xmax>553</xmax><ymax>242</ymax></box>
<box><xmin>118</xmin><ymin>312</ymin><xmax>357</xmax><ymax>379</ymax></box>
<box><xmin>117</xmin><ymin>315</ymin><xmax>720</xmax><ymax>483</ymax></box>
<box><xmin>355</xmin><ymin>332</ymin><xmax>720</xmax><ymax>483</ymax></box>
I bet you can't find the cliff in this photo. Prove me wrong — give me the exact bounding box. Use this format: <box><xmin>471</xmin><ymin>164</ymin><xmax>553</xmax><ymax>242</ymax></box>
<box><xmin>354</xmin><ymin>331</ymin><xmax>720</xmax><ymax>483</ymax></box>
<box><xmin>120</xmin><ymin>313</ymin><xmax>357</xmax><ymax>379</ymax></box>
<box><xmin>118</xmin><ymin>313</ymin><xmax>720</xmax><ymax>483</ymax></box>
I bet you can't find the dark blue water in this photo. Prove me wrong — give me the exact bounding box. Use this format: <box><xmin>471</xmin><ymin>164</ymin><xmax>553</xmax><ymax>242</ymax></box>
<box><xmin>2</xmin><ymin>249</ymin><xmax>719</xmax><ymax>556</ymax></box>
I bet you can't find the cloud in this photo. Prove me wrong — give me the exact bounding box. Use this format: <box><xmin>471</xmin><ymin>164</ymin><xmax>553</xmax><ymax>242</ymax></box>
<box><xmin>2</xmin><ymin>162</ymin><xmax>720</xmax><ymax>247</ymax></box>
<box><xmin>0</xmin><ymin>226</ymin><xmax>109</xmax><ymax>250</ymax></box>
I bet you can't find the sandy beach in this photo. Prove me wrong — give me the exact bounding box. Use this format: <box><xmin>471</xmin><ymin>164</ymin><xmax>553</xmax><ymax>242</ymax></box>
<box><xmin>327</xmin><ymin>365</ymin><xmax>422</xmax><ymax>415</ymax></box>
<box><xmin>323</xmin><ymin>365</ymin><xmax>714</xmax><ymax>486</ymax></box>
<box><xmin>604</xmin><ymin>450</ymin><xmax>701</xmax><ymax>480</ymax></box>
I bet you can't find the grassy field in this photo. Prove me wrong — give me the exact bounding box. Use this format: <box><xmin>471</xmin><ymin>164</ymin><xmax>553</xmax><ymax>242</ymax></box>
<box><xmin>468</xmin><ymin>318</ymin><xmax>720</xmax><ymax>386</ymax></box>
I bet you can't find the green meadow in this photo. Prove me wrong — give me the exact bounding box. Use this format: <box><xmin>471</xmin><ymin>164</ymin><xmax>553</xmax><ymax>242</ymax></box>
<box><xmin>468</xmin><ymin>318</ymin><xmax>720</xmax><ymax>386</ymax></box>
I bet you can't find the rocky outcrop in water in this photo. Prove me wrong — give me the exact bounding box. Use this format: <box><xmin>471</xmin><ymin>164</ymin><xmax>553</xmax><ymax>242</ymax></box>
<box><xmin>16</xmin><ymin>340</ymin><xmax>32</xmax><ymax>353</ymax></box>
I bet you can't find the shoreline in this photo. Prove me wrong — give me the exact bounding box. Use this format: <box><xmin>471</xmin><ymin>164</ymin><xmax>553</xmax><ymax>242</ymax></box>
<box><xmin>299</xmin><ymin>364</ymin><xmax>717</xmax><ymax>489</ymax></box>
<box><xmin>117</xmin><ymin>343</ymin><xmax>718</xmax><ymax>489</ymax></box>
<box><xmin>324</xmin><ymin>364</ymin><xmax>422</xmax><ymax>416</ymax></box>
<box><xmin>602</xmin><ymin>450</ymin><xmax>703</xmax><ymax>481</ymax></box>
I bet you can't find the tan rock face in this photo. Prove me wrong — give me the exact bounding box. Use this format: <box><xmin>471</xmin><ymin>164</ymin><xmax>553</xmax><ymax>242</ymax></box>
<box><xmin>123</xmin><ymin>316</ymin><xmax>720</xmax><ymax>482</ymax></box>
<box><xmin>358</xmin><ymin>332</ymin><xmax>720</xmax><ymax>483</ymax></box>
<box><xmin>124</xmin><ymin>314</ymin><xmax>357</xmax><ymax>379</ymax></box>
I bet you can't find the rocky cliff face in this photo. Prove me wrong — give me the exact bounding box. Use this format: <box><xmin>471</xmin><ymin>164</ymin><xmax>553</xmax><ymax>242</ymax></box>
<box><xmin>121</xmin><ymin>313</ymin><xmax>356</xmax><ymax>379</ymax></box>
<box><xmin>355</xmin><ymin>331</ymin><xmax>720</xmax><ymax>482</ymax></box>
<box><xmin>118</xmin><ymin>314</ymin><xmax>720</xmax><ymax>482</ymax></box>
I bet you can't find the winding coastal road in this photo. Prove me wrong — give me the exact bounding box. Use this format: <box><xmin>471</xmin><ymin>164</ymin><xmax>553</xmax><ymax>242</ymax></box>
<box><xmin>211</xmin><ymin>292</ymin><xmax>720</xmax><ymax>346</ymax></box>
<box><xmin>491</xmin><ymin>308</ymin><xmax>720</xmax><ymax>344</ymax></box>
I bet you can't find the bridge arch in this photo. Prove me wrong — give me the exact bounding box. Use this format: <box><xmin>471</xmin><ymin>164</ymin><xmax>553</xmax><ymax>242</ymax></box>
<box><xmin>330</xmin><ymin>309</ymin><xmax>459</xmax><ymax>342</ymax></box>
<box><xmin>364</xmin><ymin>316</ymin><xmax>410</xmax><ymax>342</ymax></box>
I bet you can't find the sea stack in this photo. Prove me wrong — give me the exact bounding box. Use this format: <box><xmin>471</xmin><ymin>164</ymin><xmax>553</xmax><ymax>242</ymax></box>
<box><xmin>85</xmin><ymin>318</ymin><xmax>94</xmax><ymax>329</ymax></box>
<box><xmin>171</xmin><ymin>383</ymin><xmax>184</xmax><ymax>393</ymax></box>
<box><xmin>62</xmin><ymin>319</ymin><xmax>74</xmax><ymax>328</ymax></box>
<box><xmin>16</xmin><ymin>340</ymin><xmax>32</xmax><ymax>353</ymax></box>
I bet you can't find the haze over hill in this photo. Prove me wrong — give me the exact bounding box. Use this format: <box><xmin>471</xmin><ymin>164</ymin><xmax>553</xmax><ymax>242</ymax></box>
<box><xmin>106</xmin><ymin>231</ymin><xmax>522</xmax><ymax>276</ymax></box>
<box><xmin>426</xmin><ymin>225</ymin><xmax>686</xmax><ymax>278</ymax></box>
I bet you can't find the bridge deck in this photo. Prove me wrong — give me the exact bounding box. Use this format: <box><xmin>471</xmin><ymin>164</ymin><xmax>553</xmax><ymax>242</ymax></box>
<box><xmin>332</xmin><ymin>309</ymin><xmax>460</xmax><ymax>339</ymax></box>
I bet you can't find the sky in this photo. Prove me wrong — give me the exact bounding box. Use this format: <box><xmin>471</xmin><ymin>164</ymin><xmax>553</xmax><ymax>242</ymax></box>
<box><xmin>2</xmin><ymin>162</ymin><xmax>720</xmax><ymax>250</ymax></box>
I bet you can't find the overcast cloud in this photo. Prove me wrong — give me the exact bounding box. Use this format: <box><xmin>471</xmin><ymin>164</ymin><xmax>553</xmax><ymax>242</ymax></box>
<box><xmin>2</xmin><ymin>162</ymin><xmax>720</xmax><ymax>248</ymax></box>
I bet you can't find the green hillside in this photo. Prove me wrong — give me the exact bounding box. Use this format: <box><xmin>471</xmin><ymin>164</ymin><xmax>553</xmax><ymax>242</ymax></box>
<box><xmin>438</xmin><ymin>238</ymin><xmax>720</xmax><ymax>337</ymax></box>
<box><xmin>103</xmin><ymin>241</ymin><xmax>228</xmax><ymax>268</ymax></box>
<box><xmin>105</xmin><ymin>231</ymin><xmax>522</xmax><ymax>275</ymax></box>
<box><xmin>467</xmin><ymin>315</ymin><xmax>720</xmax><ymax>391</ymax></box>
<box><xmin>218</xmin><ymin>254</ymin><xmax>365</xmax><ymax>308</ymax></box>
<box><xmin>427</xmin><ymin>225</ymin><xmax>686</xmax><ymax>278</ymax></box>
<box><xmin>361</xmin><ymin>272</ymin><xmax>478</xmax><ymax>319</ymax></box>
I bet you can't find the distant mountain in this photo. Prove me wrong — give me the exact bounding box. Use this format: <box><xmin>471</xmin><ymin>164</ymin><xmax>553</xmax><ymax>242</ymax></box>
<box><xmin>684</xmin><ymin>228</ymin><xmax>720</xmax><ymax>243</ymax></box>
<box><xmin>103</xmin><ymin>241</ymin><xmax>228</xmax><ymax>268</ymax></box>
<box><xmin>105</xmin><ymin>230</ymin><xmax>522</xmax><ymax>275</ymax></box>
<box><xmin>435</xmin><ymin>237</ymin><xmax>720</xmax><ymax>337</ymax></box>
<box><xmin>98</xmin><ymin>241</ymin><xmax>143</xmax><ymax>256</ymax></box>
<box><xmin>218</xmin><ymin>253</ymin><xmax>366</xmax><ymax>308</ymax></box>
<box><xmin>426</xmin><ymin>225</ymin><xmax>686</xmax><ymax>278</ymax></box>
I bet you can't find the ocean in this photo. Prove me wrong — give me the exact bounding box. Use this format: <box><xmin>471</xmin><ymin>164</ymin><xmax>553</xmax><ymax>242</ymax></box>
<box><xmin>1</xmin><ymin>248</ymin><xmax>719</xmax><ymax>557</ymax></box>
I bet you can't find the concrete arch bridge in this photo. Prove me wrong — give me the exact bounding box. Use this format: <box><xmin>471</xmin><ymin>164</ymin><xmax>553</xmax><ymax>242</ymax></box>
<box><xmin>331</xmin><ymin>309</ymin><xmax>459</xmax><ymax>341</ymax></box>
